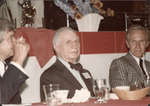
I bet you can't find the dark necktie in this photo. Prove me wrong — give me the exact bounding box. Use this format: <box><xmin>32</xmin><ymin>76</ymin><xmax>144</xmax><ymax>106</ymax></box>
<box><xmin>69</xmin><ymin>62</ymin><xmax>88</xmax><ymax>88</ymax></box>
<box><xmin>69</xmin><ymin>62</ymin><xmax>83</xmax><ymax>73</ymax></box>
<box><xmin>139</xmin><ymin>59</ymin><xmax>147</xmax><ymax>79</ymax></box>
<box><xmin>69</xmin><ymin>62</ymin><xmax>95</xmax><ymax>96</ymax></box>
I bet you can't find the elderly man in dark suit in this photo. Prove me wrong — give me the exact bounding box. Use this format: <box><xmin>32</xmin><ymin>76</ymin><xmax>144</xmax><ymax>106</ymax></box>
<box><xmin>109</xmin><ymin>25</ymin><xmax>150</xmax><ymax>93</ymax></box>
<box><xmin>0</xmin><ymin>18</ymin><xmax>30</xmax><ymax>104</ymax></box>
<box><xmin>40</xmin><ymin>27</ymin><xmax>95</xmax><ymax>101</ymax></box>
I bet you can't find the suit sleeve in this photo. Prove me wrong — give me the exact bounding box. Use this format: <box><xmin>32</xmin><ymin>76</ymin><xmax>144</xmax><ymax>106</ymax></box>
<box><xmin>0</xmin><ymin>64</ymin><xmax>28</xmax><ymax>103</ymax></box>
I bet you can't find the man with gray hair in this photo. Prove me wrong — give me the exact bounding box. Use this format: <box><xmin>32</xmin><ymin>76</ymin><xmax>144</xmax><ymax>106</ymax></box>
<box><xmin>109</xmin><ymin>25</ymin><xmax>150</xmax><ymax>98</ymax></box>
<box><xmin>0</xmin><ymin>18</ymin><xmax>30</xmax><ymax>104</ymax></box>
<box><xmin>40</xmin><ymin>27</ymin><xmax>95</xmax><ymax>101</ymax></box>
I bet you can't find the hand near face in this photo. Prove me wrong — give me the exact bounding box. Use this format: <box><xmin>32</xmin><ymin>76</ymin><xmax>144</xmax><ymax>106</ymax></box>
<box><xmin>12</xmin><ymin>36</ymin><xmax>30</xmax><ymax>66</ymax></box>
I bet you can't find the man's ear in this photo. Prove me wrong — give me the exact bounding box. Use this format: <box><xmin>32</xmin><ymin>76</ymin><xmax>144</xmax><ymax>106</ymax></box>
<box><xmin>126</xmin><ymin>40</ymin><xmax>129</xmax><ymax>48</ymax></box>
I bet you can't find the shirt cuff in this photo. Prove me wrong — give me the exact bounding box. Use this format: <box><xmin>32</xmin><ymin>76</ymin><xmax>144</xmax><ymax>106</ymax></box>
<box><xmin>10</xmin><ymin>61</ymin><xmax>27</xmax><ymax>75</ymax></box>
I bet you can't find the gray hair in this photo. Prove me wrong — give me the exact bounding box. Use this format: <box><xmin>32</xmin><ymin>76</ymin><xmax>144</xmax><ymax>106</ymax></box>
<box><xmin>52</xmin><ymin>27</ymin><xmax>77</xmax><ymax>49</ymax></box>
<box><xmin>0</xmin><ymin>18</ymin><xmax>15</xmax><ymax>43</ymax></box>
<box><xmin>126</xmin><ymin>25</ymin><xmax>149</xmax><ymax>41</ymax></box>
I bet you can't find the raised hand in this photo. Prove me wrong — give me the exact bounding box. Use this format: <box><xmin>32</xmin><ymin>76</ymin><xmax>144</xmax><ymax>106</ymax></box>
<box><xmin>12</xmin><ymin>36</ymin><xmax>30</xmax><ymax>66</ymax></box>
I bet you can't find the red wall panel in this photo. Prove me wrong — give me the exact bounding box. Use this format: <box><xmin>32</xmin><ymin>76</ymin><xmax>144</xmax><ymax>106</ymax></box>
<box><xmin>15</xmin><ymin>28</ymin><xmax>149</xmax><ymax>67</ymax></box>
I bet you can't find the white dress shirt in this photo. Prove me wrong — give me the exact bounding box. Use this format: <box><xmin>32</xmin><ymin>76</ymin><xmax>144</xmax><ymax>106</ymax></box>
<box><xmin>131</xmin><ymin>53</ymin><xmax>149</xmax><ymax>80</ymax></box>
<box><xmin>0</xmin><ymin>61</ymin><xmax>27</xmax><ymax>77</ymax></box>
<box><xmin>58</xmin><ymin>58</ymin><xmax>88</xmax><ymax>89</ymax></box>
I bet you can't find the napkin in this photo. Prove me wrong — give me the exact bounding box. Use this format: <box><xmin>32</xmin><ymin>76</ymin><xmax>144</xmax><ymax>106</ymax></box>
<box><xmin>67</xmin><ymin>88</ymin><xmax>90</xmax><ymax>103</ymax></box>
<box><xmin>54</xmin><ymin>90</ymin><xmax>69</xmax><ymax>102</ymax></box>
<box><xmin>109</xmin><ymin>93</ymin><xmax>119</xmax><ymax>100</ymax></box>
<box><xmin>115</xmin><ymin>86</ymin><xmax>130</xmax><ymax>90</ymax></box>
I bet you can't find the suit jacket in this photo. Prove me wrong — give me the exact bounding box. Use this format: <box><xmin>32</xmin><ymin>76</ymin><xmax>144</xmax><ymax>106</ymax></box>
<box><xmin>109</xmin><ymin>53</ymin><xmax>150</xmax><ymax>89</ymax></box>
<box><xmin>0</xmin><ymin>63</ymin><xmax>28</xmax><ymax>104</ymax></box>
<box><xmin>40</xmin><ymin>59</ymin><xmax>95</xmax><ymax>101</ymax></box>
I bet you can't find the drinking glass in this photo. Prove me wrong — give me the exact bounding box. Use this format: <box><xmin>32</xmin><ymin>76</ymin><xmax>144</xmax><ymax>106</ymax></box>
<box><xmin>93</xmin><ymin>79</ymin><xmax>108</xmax><ymax>103</ymax></box>
<box><xmin>43</xmin><ymin>84</ymin><xmax>60</xmax><ymax>106</ymax></box>
<box><xmin>144</xmin><ymin>79</ymin><xmax>150</xmax><ymax>96</ymax></box>
<box><xmin>144</xmin><ymin>79</ymin><xmax>150</xmax><ymax>87</ymax></box>
<box><xmin>130</xmin><ymin>81</ymin><xmax>140</xmax><ymax>90</ymax></box>
<box><xmin>130</xmin><ymin>80</ymin><xmax>146</xmax><ymax>90</ymax></box>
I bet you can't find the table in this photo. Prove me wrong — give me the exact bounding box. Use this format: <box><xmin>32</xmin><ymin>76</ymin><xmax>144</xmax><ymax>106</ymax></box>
<box><xmin>32</xmin><ymin>97</ymin><xmax>150</xmax><ymax>106</ymax></box>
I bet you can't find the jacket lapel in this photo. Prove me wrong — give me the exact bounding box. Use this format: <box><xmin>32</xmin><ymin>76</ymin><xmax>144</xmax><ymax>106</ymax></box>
<box><xmin>145</xmin><ymin>60</ymin><xmax>150</xmax><ymax>79</ymax></box>
<box><xmin>125</xmin><ymin>53</ymin><xmax>145</xmax><ymax>80</ymax></box>
<box><xmin>55</xmin><ymin>59</ymin><xmax>95</xmax><ymax>96</ymax></box>
<box><xmin>80</xmin><ymin>70</ymin><xmax>95</xmax><ymax>96</ymax></box>
<box><xmin>55</xmin><ymin>59</ymin><xmax>82</xmax><ymax>90</ymax></box>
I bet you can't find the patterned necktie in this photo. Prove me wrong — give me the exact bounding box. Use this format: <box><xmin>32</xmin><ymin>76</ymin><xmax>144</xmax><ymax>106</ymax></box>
<box><xmin>139</xmin><ymin>59</ymin><xmax>147</xmax><ymax>79</ymax></box>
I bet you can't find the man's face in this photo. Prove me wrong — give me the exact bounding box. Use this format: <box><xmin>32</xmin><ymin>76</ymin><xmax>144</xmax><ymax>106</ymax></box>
<box><xmin>0</xmin><ymin>31</ymin><xmax>15</xmax><ymax>58</ymax></box>
<box><xmin>55</xmin><ymin>30</ymin><xmax>80</xmax><ymax>63</ymax></box>
<box><xmin>126</xmin><ymin>30</ymin><xmax>149</xmax><ymax>58</ymax></box>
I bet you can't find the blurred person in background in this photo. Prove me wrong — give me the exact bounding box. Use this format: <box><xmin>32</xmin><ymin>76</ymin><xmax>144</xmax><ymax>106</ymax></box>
<box><xmin>0</xmin><ymin>18</ymin><xmax>30</xmax><ymax>104</ymax></box>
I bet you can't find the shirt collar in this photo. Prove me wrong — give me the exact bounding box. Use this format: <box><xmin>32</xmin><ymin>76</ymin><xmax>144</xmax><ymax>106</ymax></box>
<box><xmin>57</xmin><ymin>57</ymin><xmax>71</xmax><ymax>69</ymax></box>
<box><xmin>129</xmin><ymin>52</ymin><xmax>145</xmax><ymax>65</ymax></box>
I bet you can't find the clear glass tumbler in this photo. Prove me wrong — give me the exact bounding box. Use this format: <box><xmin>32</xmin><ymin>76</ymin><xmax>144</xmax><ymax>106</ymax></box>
<box><xmin>93</xmin><ymin>79</ymin><xmax>109</xmax><ymax>103</ymax></box>
<box><xmin>43</xmin><ymin>84</ymin><xmax>60</xmax><ymax>106</ymax></box>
